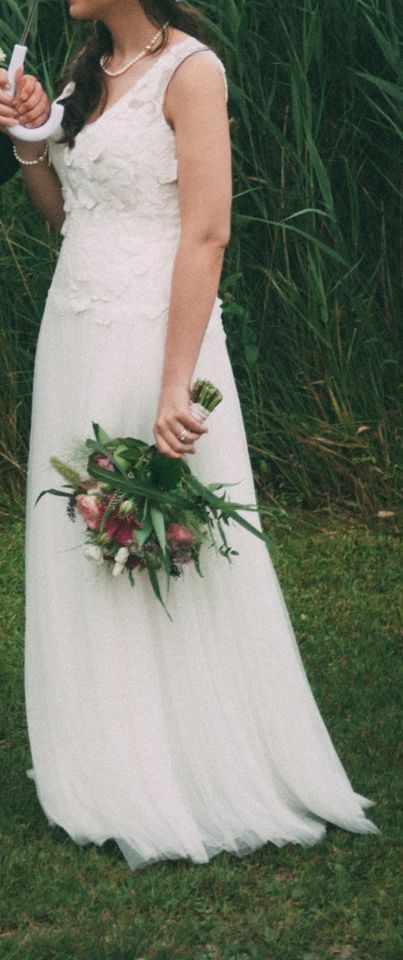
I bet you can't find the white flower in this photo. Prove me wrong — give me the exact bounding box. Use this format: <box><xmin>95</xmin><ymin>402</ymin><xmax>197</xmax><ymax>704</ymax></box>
<box><xmin>112</xmin><ymin>546</ymin><xmax>129</xmax><ymax>577</ymax></box>
<box><xmin>0</xmin><ymin>49</ymin><xmax>7</xmax><ymax>65</ymax></box>
<box><xmin>115</xmin><ymin>547</ymin><xmax>129</xmax><ymax>564</ymax></box>
<box><xmin>83</xmin><ymin>544</ymin><xmax>104</xmax><ymax>565</ymax></box>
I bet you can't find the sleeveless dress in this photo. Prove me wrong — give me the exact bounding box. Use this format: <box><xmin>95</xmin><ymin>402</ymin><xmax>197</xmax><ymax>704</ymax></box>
<box><xmin>24</xmin><ymin>35</ymin><xmax>379</xmax><ymax>871</ymax></box>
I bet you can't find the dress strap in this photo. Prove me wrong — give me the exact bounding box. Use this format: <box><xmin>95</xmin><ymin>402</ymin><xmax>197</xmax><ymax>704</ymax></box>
<box><xmin>155</xmin><ymin>37</ymin><xmax>228</xmax><ymax>110</ymax></box>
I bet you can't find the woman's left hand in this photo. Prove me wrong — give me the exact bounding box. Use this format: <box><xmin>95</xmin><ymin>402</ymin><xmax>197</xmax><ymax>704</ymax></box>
<box><xmin>153</xmin><ymin>386</ymin><xmax>208</xmax><ymax>459</ymax></box>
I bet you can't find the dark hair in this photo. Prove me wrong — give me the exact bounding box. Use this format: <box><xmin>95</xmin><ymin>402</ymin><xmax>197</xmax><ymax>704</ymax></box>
<box><xmin>58</xmin><ymin>2</ymin><xmax>208</xmax><ymax>147</ymax></box>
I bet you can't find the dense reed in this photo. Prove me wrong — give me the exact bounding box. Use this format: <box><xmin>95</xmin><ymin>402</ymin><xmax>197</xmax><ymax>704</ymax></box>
<box><xmin>0</xmin><ymin>0</ymin><xmax>402</xmax><ymax>511</ymax></box>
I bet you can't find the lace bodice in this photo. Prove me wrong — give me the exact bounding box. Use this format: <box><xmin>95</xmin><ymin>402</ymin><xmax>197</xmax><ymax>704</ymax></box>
<box><xmin>46</xmin><ymin>36</ymin><xmax>228</xmax><ymax>326</ymax></box>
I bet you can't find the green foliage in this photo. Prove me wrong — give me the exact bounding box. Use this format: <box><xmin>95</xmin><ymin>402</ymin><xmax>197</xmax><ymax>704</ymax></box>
<box><xmin>0</xmin><ymin>511</ymin><xmax>401</xmax><ymax>957</ymax></box>
<box><xmin>203</xmin><ymin>0</ymin><xmax>403</xmax><ymax>509</ymax></box>
<box><xmin>0</xmin><ymin>0</ymin><xmax>402</xmax><ymax>511</ymax></box>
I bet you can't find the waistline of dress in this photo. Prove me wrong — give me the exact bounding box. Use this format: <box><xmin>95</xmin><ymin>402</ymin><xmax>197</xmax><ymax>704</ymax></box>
<box><xmin>60</xmin><ymin>210</ymin><xmax>181</xmax><ymax>243</ymax></box>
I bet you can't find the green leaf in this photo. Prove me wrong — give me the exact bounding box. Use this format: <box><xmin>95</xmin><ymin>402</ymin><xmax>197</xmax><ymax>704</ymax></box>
<box><xmin>92</xmin><ymin>422</ymin><xmax>113</xmax><ymax>445</ymax></box>
<box><xmin>217</xmin><ymin>517</ymin><xmax>229</xmax><ymax>549</ymax></box>
<box><xmin>150</xmin><ymin>447</ymin><xmax>182</xmax><ymax>490</ymax></box>
<box><xmin>121</xmin><ymin>437</ymin><xmax>149</xmax><ymax>451</ymax></box>
<box><xmin>111</xmin><ymin>447</ymin><xmax>131</xmax><ymax>470</ymax></box>
<box><xmin>149</xmin><ymin>506</ymin><xmax>168</xmax><ymax>566</ymax></box>
<box><xmin>222</xmin><ymin>509</ymin><xmax>267</xmax><ymax>542</ymax></box>
<box><xmin>87</xmin><ymin>463</ymin><xmax>194</xmax><ymax>508</ymax></box>
<box><xmin>147</xmin><ymin>565</ymin><xmax>172</xmax><ymax>621</ymax></box>
<box><xmin>134</xmin><ymin>516</ymin><xmax>153</xmax><ymax>547</ymax></box>
<box><xmin>34</xmin><ymin>488</ymin><xmax>72</xmax><ymax>507</ymax></box>
<box><xmin>193</xmin><ymin>547</ymin><xmax>203</xmax><ymax>578</ymax></box>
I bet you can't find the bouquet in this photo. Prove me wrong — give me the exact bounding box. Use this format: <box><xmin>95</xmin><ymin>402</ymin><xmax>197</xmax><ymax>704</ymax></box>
<box><xmin>36</xmin><ymin>380</ymin><xmax>268</xmax><ymax>617</ymax></box>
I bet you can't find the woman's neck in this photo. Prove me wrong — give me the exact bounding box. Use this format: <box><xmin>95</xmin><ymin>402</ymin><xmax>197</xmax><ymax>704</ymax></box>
<box><xmin>100</xmin><ymin>2</ymin><xmax>168</xmax><ymax>60</ymax></box>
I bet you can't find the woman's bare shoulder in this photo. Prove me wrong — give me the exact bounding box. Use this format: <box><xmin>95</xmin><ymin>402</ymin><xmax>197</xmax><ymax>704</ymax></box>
<box><xmin>163</xmin><ymin>48</ymin><xmax>228</xmax><ymax>132</ymax></box>
<box><xmin>166</xmin><ymin>28</ymin><xmax>193</xmax><ymax>48</ymax></box>
<box><xmin>167</xmin><ymin>43</ymin><xmax>228</xmax><ymax>102</ymax></box>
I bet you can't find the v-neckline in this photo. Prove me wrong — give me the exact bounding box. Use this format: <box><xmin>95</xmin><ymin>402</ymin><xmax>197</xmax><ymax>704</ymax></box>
<box><xmin>83</xmin><ymin>35</ymin><xmax>201</xmax><ymax>131</ymax></box>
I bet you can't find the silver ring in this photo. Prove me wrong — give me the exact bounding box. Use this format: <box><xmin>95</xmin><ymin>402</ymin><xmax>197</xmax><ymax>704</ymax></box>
<box><xmin>178</xmin><ymin>429</ymin><xmax>189</xmax><ymax>443</ymax></box>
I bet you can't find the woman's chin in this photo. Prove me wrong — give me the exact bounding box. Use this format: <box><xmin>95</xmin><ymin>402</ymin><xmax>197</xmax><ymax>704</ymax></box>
<box><xmin>66</xmin><ymin>1</ymin><xmax>91</xmax><ymax>20</ymax></box>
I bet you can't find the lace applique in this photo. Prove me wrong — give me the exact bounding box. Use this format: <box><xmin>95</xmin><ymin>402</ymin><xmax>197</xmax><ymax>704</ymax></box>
<box><xmin>47</xmin><ymin>38</ymin><xmax>228</xmax><ymax>328</ymax></box>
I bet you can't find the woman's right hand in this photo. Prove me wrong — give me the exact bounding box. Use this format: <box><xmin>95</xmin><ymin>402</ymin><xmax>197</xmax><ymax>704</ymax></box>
<box><xmin>0</xmin><ymin>66</ymin><xmax>50</xmax><ymax>133</ymax></box>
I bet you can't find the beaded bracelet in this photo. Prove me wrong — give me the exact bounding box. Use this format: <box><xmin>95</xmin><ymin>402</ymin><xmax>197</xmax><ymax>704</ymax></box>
<box><xmin>12</xmin><ymin>140</ymin><xmax>49</xmax><ymax>166</ymax></box>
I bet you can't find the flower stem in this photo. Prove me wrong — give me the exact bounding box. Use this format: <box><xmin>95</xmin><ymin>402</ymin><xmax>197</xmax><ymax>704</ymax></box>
<box><xmin>190</xmin><ymin>379</ymin><xmax>223</xmax><ymax>413</ymax></box>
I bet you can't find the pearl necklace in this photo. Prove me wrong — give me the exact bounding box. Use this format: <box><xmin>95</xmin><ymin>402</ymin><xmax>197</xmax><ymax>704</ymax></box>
<box><xmin>100</xmin><ymin>21</ymin><xmax>170</xmax><ymax>77</ymax></box>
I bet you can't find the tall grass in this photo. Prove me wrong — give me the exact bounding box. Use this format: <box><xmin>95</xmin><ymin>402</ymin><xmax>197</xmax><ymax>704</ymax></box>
<box><xmin>205</xmin><ymin>0</ymin><xmax>403</xmax><ymax>509</ymax></box>
<box><xmin>0</xmin><ymin>0</ymin><xmax>402</xmax><ymax>511</ymax></box>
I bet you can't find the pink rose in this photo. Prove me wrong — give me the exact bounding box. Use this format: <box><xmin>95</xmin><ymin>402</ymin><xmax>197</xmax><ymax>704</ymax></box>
<box><xmin>76</xmin><ymin>494</ymin><xmax>105</xmax><ymax>530</ymax></box>
<box><xmin>94</xmin><ymin>453</ymin><xmax>115</xmax><ymax>472</ymax></box>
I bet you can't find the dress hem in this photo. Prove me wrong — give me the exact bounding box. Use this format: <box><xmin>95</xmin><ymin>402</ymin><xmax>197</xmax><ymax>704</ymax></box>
<box><xmin>25</xmin><ymin>767</ymin><xmax>380</xmax><ymax>873</ymax></box>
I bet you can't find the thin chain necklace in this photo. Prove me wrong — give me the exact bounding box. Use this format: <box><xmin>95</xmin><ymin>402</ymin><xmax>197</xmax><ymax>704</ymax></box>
<box><xmin>100</xmin><ymin>21</ymin><xmax>170</xmax><ymax>77</ymax></box>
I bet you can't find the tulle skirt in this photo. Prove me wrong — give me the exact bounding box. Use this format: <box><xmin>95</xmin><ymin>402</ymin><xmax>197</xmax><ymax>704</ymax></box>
<box><xmin>24</xmin><ymin>298</ymin><xmax>379</xmax><ymax>870</ymax></box>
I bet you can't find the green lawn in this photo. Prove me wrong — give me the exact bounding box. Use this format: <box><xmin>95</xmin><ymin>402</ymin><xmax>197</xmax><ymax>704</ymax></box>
<box><xmin>0</xmin><ymin>510</ymin><xmax>401</xmax><ymax>960</ymax></box>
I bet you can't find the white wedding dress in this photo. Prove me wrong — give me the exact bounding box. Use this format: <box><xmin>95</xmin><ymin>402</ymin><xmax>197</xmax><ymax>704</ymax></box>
<box><xmin>24</xmin><ymin>35</ymin><xmax>379</xmax><ymax>870</ymax></box>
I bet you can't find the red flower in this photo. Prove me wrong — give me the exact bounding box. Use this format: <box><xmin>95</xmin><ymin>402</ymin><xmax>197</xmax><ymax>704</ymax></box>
<box><xmin>166</xmin><ymin>524</ymin><xmax>196</xmax><ymax>564</ymax></box>
<box><xmin>104</xmin><ymin>517</ymin><xmax>138</xmax><ymax>546</ymax></box>
<box><xmin>166</xmin><ymin>523</ymin><xmax>196</xmax><ymax>545</ymax></box>
<box><xmin>103</xmin><ymin>500</ymin><xmax>143</xmax><ymax>545</ymax></box>
<box><xmin>77</xmin><ymin>488</ymin><xmax>142</xmax><ymax>545</ymax></box>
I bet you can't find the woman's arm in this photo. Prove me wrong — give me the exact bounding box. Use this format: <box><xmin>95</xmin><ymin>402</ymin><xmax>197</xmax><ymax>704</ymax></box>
<box><xmin>153</xmin><ymin>53</ymin><xmax>232</xmax><ymax>459</ymax></box>
<box><xmin>0</xmin><ymin>131</ymin><xmax>19</xmax><ymax>183</ymax></box>
<box><xmin>0</xmin><ymin>67</ymin><xmax>65</xmax><ymax>229</ymax></box>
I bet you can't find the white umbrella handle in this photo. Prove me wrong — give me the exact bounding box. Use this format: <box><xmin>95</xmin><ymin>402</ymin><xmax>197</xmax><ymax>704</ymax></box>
<box><xmin>7</xmin><ymin>43</ymin><xmax>64</xmax><ymax>142</ymax></box>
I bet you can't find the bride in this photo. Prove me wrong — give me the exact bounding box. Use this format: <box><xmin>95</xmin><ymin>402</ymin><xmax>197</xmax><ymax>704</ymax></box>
<box><xmin>0</xmin><ymin>0</ymin><xmax>379</xmax><ymax>871</ymax></box>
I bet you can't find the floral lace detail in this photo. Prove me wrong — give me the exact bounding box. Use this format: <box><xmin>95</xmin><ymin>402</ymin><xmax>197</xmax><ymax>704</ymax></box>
<box><xmin>47</xmin><ymin>38</ymin><xmax>228</xmax><ymax>327</ymax></box>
